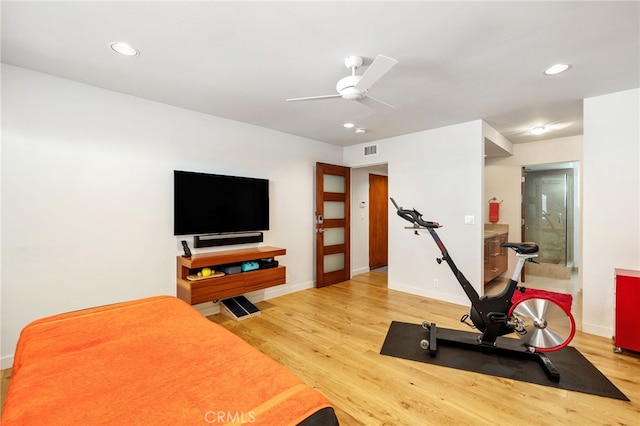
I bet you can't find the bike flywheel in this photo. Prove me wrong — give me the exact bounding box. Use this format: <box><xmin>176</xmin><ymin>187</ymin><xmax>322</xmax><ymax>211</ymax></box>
<box><xmin>509</xmin><ymin>295</ymin><xmax>576</xmax><ymax>352</ymax></box>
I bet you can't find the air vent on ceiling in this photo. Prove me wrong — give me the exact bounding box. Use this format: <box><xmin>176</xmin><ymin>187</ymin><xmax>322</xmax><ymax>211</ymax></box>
<box><xmin>364</xmin><ymin>144</ymin><xmax>378</xmax><ymax>156</ymax></box>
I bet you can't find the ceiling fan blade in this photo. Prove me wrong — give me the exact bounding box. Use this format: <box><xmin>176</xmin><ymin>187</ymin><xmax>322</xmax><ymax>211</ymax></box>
<box><xmin>355</xmin><ymin>55</ymin><xmax>398</xmax><ymax>92</ymax></box>
<box><xmin>359</xmin><ymin>95</ymin><xmax>396</xmax><ymax>113</ymax></box>
<box><xmin>286</xmin><ymin>94</ymin><xmax>341</xmax><ymax>102</ymax></box>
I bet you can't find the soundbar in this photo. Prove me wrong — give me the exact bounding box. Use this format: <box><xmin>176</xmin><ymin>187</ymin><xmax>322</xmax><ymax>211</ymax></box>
<box><xmin>194</xmin><ymin>232</ymin><xmax>263</xmax><ymax>248</ymax></box>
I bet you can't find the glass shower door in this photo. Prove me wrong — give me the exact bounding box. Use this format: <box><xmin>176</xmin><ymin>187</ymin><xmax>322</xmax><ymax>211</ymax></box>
<box><xmin>524</xmin><ymin>170</ymin><xmax>569</xmax><ymax>266</ymax></box>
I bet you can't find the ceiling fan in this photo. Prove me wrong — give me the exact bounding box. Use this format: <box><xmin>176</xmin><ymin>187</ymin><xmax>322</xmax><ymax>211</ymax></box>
<box><xmin>286</xmin><ymin>54</ymin><xmax>398</xmax><ymax>111</ymax></box>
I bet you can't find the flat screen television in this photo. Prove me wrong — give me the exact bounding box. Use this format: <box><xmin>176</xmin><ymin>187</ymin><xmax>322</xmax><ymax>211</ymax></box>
<box><xmin>174</xmin><ymin>170</ymin><xmax>269</xmax><ymax>236</ymax></box>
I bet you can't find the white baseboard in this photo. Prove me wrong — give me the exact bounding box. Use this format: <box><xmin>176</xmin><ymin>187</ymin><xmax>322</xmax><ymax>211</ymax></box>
<box><xmin>264</xmin><ymin>280</ymin><xmax>314</xmax><ymax>299</ymax></box>
<box><xmin>351</xmin><ymin>267</ymin><xmax>370</xmax><ymax>276</ymax></box>
<box><xmin>388</xmin><ymin>281</ymin><xmax>469</xmax><ymax>308</ymax></box>
<box><xmin>1</xmin><ymin>355</ymin><xmax>14</xmax><ymax>370</ymax></box>
<box><xmin>582</xmin><ymin>322</ymin><xmax>614</xmax><ymax>339</ymax></box>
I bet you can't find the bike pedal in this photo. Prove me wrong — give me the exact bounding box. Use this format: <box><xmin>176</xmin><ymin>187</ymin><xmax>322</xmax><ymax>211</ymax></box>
<box><xmin>460</xmin><ymin>313</ymin><xmax>476</xmax><ymax>329</ymax></box>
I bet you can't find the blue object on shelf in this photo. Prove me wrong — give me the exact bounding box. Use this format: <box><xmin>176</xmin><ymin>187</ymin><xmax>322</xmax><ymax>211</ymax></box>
<box><xmin>241</xmin><ymin>261</ymin><xmax>259</xmax><ymax>272</ymax></box>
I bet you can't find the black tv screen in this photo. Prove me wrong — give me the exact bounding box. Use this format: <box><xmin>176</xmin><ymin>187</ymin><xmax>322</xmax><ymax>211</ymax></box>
<box><xmin>174</xmin><ymin>170</ymin><xmax>269</xmax><ymax>236</ymax></box>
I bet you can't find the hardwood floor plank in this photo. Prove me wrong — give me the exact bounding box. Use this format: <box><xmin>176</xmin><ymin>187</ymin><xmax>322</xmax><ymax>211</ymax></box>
<box><xmin>210</xmin><ymin>272</ymin><xmax>640</xmax><ymax>425</ymax></box>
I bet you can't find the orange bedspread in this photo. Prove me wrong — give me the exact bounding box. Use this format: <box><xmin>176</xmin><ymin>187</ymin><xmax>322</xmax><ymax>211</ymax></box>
<box><xmin>2</xmin><ymin>296</ymin><xmax>333</xmax><ymax>425</ymax></box>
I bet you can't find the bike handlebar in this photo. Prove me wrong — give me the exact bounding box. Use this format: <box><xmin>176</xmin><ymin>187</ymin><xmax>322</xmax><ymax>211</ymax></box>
<box><xmin>390</xmin><ymin>197</ymin><xmax>441</xmax><ymax>228</ymax></box>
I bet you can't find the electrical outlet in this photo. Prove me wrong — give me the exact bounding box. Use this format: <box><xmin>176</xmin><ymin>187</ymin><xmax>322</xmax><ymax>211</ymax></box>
<box><xmin>433</xmin><ymin>279</ymin><xmax>439</xmax><ymax>288</ymax></box>
<box><xmin>464</xmin><ymin>215</ymin><xmax>475</xmax><ymax>225</ymax></box>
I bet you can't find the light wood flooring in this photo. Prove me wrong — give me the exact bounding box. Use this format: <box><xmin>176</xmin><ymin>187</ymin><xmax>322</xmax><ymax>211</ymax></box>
<box><xmin>209</xmin><ymin>272</ymin><xmax>639</xmax><ymax>425</ymax></box>
<box><xmin>2</xmin><ymin>272</ymin><xmax>639</xmax><ymax>425</ymax></box>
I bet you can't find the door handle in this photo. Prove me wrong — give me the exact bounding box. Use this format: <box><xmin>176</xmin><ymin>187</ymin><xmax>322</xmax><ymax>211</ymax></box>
<box><xmin>317</xmin><ymin>228</ymin><xmax>324</xmax><ymax>234</ymax></box>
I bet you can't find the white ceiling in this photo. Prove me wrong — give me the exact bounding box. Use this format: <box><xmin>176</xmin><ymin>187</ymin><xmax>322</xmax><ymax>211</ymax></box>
<box><xmin>2</xmin><ymin>1</ymin><xmax>639</xmax><ymax>147</ymax></box>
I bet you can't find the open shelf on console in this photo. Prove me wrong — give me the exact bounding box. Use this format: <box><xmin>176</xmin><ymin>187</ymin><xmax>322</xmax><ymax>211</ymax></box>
<box><xmin>176</xmin><ymin>246</ymin><xmax>286</xmax><ymax>305</ymax></box>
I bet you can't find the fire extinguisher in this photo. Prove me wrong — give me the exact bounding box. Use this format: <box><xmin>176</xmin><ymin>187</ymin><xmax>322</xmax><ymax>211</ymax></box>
<box><xmin>488</xmin><ymin>198</ymin><xmax>502</xmax><ymax>223</ymax></box>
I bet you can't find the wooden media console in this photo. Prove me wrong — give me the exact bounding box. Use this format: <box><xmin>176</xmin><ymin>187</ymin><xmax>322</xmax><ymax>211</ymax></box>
<box><xmin>176</xmin><ymin>246</ymin><xmax>286</xmax><ymax>305</ymax></box>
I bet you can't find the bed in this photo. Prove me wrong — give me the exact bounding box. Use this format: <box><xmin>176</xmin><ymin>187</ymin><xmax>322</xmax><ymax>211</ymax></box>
<box><xmin>2</xmin><ymin>296</ymin><xmax>338</xmax><ymax>425</ymax></box>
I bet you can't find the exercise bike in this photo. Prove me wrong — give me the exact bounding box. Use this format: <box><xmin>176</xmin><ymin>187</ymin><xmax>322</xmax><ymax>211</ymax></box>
<box><xmin>390</xmin><ymin>198</ymin><xmax>576</xmax><ymax>382</ymax></box>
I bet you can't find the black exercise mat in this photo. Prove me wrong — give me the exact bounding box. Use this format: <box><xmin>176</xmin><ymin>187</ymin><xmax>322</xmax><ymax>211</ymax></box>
<box><xmin>380</xmin><ymin>321</ymin><xmax>629</xmax><ymax>401</ymax></box>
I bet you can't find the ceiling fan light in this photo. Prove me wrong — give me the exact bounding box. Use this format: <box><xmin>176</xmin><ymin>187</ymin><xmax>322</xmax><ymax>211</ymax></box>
<box><xmin>337</xmin><ymin>75</ymin><xmax>364</xmax><ymax>100</ymax></box>
<box><xmin>343</xmin><ymin>92</ymin><xmax>364</xmax><ymax>101</ymax></box>
<box><xmin>530</xmin><ymin>125</ymin><xmax>547</xmax><ymax>135</ymax></box>
<box><xmin>544</xmin><ymin>64</ymin><xmax>571</xmax><ymax>75</ymax></box>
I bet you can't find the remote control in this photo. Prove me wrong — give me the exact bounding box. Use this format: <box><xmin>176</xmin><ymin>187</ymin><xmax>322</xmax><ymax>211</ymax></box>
<box><xmin>181</xmin><ymin>240</ymin><xmax>192</xmax><ymax>257</ymax></box>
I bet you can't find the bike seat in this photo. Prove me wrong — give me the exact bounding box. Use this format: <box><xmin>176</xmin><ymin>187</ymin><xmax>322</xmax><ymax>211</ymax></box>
<box><xmin>501</xmin><ymin>242</ymin><xmax>539</xmax><ymax>254</ymax></box>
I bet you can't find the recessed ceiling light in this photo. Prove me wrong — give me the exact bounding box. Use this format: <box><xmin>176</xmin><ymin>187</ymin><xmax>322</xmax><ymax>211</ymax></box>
<box><xmin>355</xmin><ymin>128</ymin><xmax>366</xmax><ymax>134</ymax></box>
<box><xmin>110</xmin><ymin>42</ymin><xmax>139</xmax><ymax>57</ymax></box>
<box><xmin>544</xmin><ymin>64</ymin><xmax>571</xmax><ymax>75</ymax></box>
<box><xmin>343</xmin><ymin>122</ymin><xmax>355</xmax><ymax>129</ymax></box>
<box><xmin>530</xmin><ymin>125</ymin><xmax>547</xmax><ymax>135</ymax></box>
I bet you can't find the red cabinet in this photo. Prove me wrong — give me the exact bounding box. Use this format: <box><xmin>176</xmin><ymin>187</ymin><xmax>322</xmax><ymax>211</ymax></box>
<box><xmin>615</xmin><ymin>269</ymin><xmax>640</xmax><ymax>353</ymax></box>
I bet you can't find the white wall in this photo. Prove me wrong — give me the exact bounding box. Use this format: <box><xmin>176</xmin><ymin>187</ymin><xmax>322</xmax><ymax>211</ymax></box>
<box><xmin>345</xmin><ymin>121</ymin><xmax>484</xmax><ymax>306</ymax></box>
<box><xmin>583</xmin><ymin>88</ymin><xmax>640</xmax><ymax>337</ymax></box>
<box><xmin>0</xmin><ymin>65</ymin><xmax>343</xmax><ymax>366</ymax></box>
<box><xmin>484</xmin><ymin>135</ymin><xmax>582</xmax><ymax>277</ymax></box>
